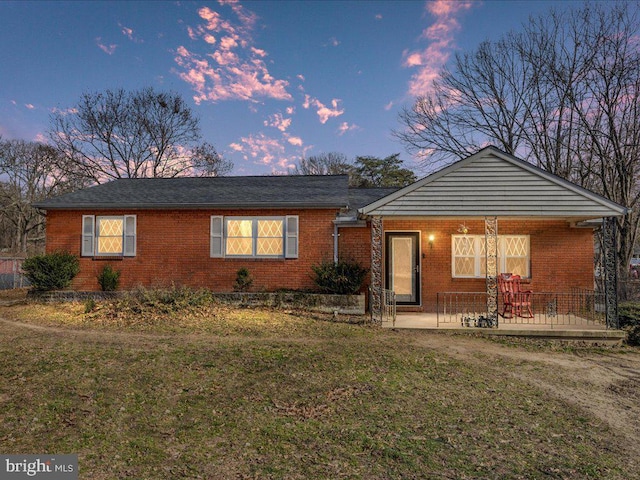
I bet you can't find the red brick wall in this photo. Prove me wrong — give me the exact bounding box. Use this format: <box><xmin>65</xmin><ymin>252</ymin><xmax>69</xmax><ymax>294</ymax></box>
<box><xmin>44</xmin><ymin>211</ymin><xmax>595</xmax><ymax>305</ymax></box>
<box><xmin>336</xmin><ymin>223</ymin><xmax>374</xmax><ymax>296</ymax></box>
<box><xmin>382</xmin><ymin>218</ymin><xmax>595</xmax><ymax>312</ymax></box>
<box><xmin>45</xmin><ymin>209</ymin><xmax>337</xmax><ymax>291</ymax></box>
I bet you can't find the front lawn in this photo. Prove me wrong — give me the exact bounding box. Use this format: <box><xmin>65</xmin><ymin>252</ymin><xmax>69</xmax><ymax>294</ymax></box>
<box><xmin>0</xmin><ymin>295</ymin><xmax>634</xmax><ymax>479</ymax></box>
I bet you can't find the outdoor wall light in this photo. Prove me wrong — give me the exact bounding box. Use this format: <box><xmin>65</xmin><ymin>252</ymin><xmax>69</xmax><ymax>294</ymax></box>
<box><xmin>428</xmin><ymin>234</ymin><xmax>435</xmax><ymax>248</ymax></box>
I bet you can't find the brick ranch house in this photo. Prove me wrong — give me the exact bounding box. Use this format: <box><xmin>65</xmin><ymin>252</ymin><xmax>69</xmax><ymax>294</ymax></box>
<box><xmin>35</xmin><ymin>147</ymin><xmax>626</xmax><ymax>323</ymax></box>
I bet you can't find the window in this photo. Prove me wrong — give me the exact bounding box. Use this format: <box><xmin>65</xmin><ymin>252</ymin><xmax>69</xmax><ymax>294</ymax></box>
<box><xmin>452</xmin><ymin>235</ymin><xmax>529</xmax><ymax>278</ymax></box>
<box><xmin>210</xmin><ymin>216</ymin><xmax>298</xmax><ymax>258</ymax></box>
<box><xmin>82</xmin><ymin>215</ymin><xmax>136</xmax><ymax>257</ymax></box>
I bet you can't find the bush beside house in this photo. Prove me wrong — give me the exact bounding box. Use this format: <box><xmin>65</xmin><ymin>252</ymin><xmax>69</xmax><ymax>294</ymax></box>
<box><xmin>21</xmin><ymin>251</ymin><xmax>80</xmax><ymax>291</ymax></box>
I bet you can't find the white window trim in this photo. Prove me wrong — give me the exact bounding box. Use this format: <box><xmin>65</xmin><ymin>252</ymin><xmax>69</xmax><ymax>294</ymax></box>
<box><xmin>82</xmin><ymin>215</ymin><xmax>137</xmax><ymax>257</ymax></box>
<box><xmin>210</xmin><ymin>215</ymin><xmax>299</xmax><ymax>259</ymax></box>
<box><xmin>452</xmin><ymin>234</ymin><xmax>529</xmax><ymax>278</ymax></box>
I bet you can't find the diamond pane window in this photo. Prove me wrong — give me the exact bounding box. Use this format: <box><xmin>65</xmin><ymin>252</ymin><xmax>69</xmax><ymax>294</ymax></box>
<box><xmin>502</xmin><ymin>236</ymin><xmax>529</xmax><ymax>277</ymax></box>
<box><xmin>452</xmin><ymin>235</ymin><xmax>529</xmax><ymax>278</ymax></box>
<box><xmin>223</xmin><ymin>217</ymin><xmax>291</xmax><ymax>258</ymax></box>
<box><xmin>226</xmin><ymin>238</ymin><xmax>253</xmax><ymax>255</ymax></box>
<box><xmin>226</xmin><ymin>220</ymin><xmax>254</xmax><ymax>256</ymax></box>
<box><xmin>227</xmin><ymin>220</ymin><xmax>252</xmax><ymax>238</ymax></box>
<box><xmin>258</xmin><ymin>220</ymin><xmax>282</xmax><ymax>238</ymax></box>
<box><xmin>84</xmin><ymin>215</ymin><xmax>136</xmax><ymax>257</ymax></box>
<box><xmin>97</xmin><ymin>218</ymin><xmax>123</xmax><ymax>255</ymax></box>
<box><xmin>257</xmin><ymin>238</ymin><xmax>283</xmax><ymax>255</ymax></box>
<box><xmin>257</xmin><ymin>220</ymin><xmax>283</xmax><ymax>256</ymax></box>
<box><xmin>455</xmin><ymin>257</ymin><xmax>475</xmax><ymax>276</ymax></box>
<box><xmin>452</xmin><ymin>236</ymin><xmax>478</xmax><ymax>277</ymax></box>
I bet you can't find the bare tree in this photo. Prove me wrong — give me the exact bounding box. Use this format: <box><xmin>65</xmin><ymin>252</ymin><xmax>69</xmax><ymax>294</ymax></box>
<box><xmin>396</xmin><ymin>37</ymin><xmax>534</xmax><ymax>170</ymax></box>
<box><xmin>396</xmin><ymin>2</ymin><xmax>640</xmax><ymax>286</ymax></box>
<box><xmin>191</xmin><ymin>142</ymin><xmax>233</xmax><ymax>177</ymax></box>
<box><xmin>289</xmin><ymin>152</ymin><xmax>416</xmax><ymax>188</ymax></box>
<box><xmin>0</xmin><ymin>139</ymin><xmax>79</xmax><ymax>254</ymax></box>
<box><xmin>49</xmin><ymin>87</ymin><xmax>231</xmax><ymax>183</ymax></box>
<box><xmin>289</xmin><ymin>152</ymin><xmax>353</xmax><ymax>176</ymax></box>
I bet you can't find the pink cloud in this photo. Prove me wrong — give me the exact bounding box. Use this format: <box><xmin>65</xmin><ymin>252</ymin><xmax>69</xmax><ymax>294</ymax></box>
<box><xmin>286</xmin><ymin>106</ymin><xmax>295</xmax><ymax>115</ymax></box>
<box><xmin>199</xmin><ymin>7</ymin><xmax>223</xmax><ymax>31</ymax></box>
<box><xmin>264</xmin><ymin>113</ymin><xmax>292</xmax><ymax>132</ymax></box>
<box><xmin>50</xmin><ymin>107</ymin><xmax>79</xmax><ymax>116</ymax></box>
<box><xmin>302</xmin><ymin>96</ymin><xmax>344</xmax><ymax>124</ymax></box>
<box><xmin>121</xmin><ymin>25</ymin><xmax>133</xmax><ymax>39</ymax></box>
<box><xmin>119</xmin><ymin>24</ymin><xmax>142</xmax><ymax>43</ymax></box>
<box><xmin>427</xmin><ymin>0</ymin><xmax>473</xmax><ymax>16</ymax></box>
<box><xmin>175</xmin><ymin>3</ymin><xmax>292</xmax><ymax>103</ymax></box>
<box><xmin>187</xmin><ymin>26</ymin><xmax>199</xmax><ymax>40</ymax></box>
<box><xmin>96</xmin><ymin>37</ymin><xmax>117</xmax><ymax>55</ymax></box>
<box><xmin>403</xmin><ymin>0</ymin><xmax>475</xmax><ymax>97</ymax></box>
<box><xmin>285</xmin><ymin>134</ymin><xmax>303</xmax><ymax>146</ymax></box>
<box><xmin>384</xmin><ymin>101</ymin><xmax>394</xmax><ymax>111</ymax></box>
<box><xmin>337</xmin><ymin>122</ymin><xmax>359</xmax><ymax>136</ymax></box>
<box><xmin>24</xmin><ymin>104</ymin><xmax>35</xmax><ymax>110</ymax></box>
<box><xmin>231</xmin><ymin>133</ymin><xmax>285</xmax><ymax>167</ymax></box>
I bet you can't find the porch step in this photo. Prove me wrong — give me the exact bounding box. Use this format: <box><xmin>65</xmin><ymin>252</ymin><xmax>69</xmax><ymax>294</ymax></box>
<box><xmin>470</xmin><ymin>328</ymin><xmax>626</xmax><ymax>344</ymax></box>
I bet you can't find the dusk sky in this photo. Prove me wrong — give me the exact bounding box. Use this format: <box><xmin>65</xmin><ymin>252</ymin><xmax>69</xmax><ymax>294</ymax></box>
<box><xmin>0</xmin><ymin>0</ymin><xmax>614</xmax><ymax>176</ymax></box>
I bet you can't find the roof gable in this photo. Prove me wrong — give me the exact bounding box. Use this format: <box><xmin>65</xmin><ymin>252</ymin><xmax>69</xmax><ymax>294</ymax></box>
<box><xmin>35</xmin><ymin>175</ymin><xmax>351</xmax><ymax>210</ymax></box>
<box><xmin>359</xmin><ymin>147</ymin><xmax>626</xmax><ymax>220</ymax></box>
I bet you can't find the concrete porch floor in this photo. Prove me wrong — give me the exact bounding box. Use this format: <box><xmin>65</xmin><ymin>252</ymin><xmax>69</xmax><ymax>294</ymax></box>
<box><xmin>382</xmin><ymin>313</ymin><xmax>626</xmax><ymax>343</ymax></box>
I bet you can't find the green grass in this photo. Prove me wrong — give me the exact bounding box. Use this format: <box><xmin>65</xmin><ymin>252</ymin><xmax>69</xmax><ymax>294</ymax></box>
<box><xmin>0</xmin><ymin>299</ymin><xmax>633</xmax><ymax>479</ymax></box>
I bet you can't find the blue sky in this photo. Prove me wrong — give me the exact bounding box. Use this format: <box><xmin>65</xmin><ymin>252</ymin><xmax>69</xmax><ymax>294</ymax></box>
<box><xmin>0</xmin><ymin>0</ymin><xmax>598</xmax><ymax>176</ymax></box>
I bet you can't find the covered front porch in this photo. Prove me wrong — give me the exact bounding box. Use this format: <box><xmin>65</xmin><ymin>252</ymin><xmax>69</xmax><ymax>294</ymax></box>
<box><xmin>359</xmin><ymin>147</ymin><xmax>627</xmax><ymax>335</ymax></box>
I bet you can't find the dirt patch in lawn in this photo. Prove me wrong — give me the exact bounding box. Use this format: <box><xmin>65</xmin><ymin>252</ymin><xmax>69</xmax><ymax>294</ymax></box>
<box><xmin>408</xmin><ymin>332</ymin><xmax>640</xmax><ymax>463</ymax></box>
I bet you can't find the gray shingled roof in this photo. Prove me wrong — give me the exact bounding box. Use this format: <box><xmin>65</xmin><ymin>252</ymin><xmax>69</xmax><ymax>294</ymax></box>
<box><xmin>347</xmin><ymin>187</ymin><xmax>400</xmax><ymax>211</ymax></box>
<box><xmin>34</xmin><ymin>175</ymin><xmax>351</xmax><ymax>210</ymax></box>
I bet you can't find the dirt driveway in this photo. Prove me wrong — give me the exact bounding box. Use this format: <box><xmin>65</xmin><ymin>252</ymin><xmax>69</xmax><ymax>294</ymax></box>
<box><xmin>407</xmin><ymin>331</ymin><xmax>640</xmax><ymax>464</ymax></box>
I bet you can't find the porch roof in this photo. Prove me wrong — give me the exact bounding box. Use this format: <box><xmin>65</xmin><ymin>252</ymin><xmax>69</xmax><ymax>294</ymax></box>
<box><xmin>359</xmin><ymin>146</ymin><xmax>627</xmax><ymax>221</ymax></box>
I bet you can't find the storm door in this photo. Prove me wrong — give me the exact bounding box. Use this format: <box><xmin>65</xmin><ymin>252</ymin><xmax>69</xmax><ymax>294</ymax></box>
<box><xmin>385</xmin><ymin>232</ymin><xmax>420</xmax><ymax>305</ymax></box>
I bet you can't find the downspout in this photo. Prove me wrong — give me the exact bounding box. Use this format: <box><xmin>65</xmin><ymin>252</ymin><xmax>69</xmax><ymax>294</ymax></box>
<box><xmin>333</xmin><ymin>223</ymin><xmax>340</xmax><ymax>264</ymax></box>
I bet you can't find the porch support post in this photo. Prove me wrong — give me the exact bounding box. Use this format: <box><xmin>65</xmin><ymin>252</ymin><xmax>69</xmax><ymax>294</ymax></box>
<box><xmin>603</xmin><ymin>217</ymin><xmax>619</xmax><ymax>329</ymax></box>
<box><xmin>370</xmin><ymin>215</ymin><xmax>383</xmax><ymax>324</ymax></box>
<box><xmin>485</xmin><ymin>216</ymin><xmax>498</xmax><ymax>326</ymax></box>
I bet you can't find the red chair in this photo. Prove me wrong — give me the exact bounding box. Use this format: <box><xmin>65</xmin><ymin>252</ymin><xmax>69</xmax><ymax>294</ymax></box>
<box><xmin>498</xmin><ymin>273</ymin><xmax>533</xmax><ymax>318</ymax></box>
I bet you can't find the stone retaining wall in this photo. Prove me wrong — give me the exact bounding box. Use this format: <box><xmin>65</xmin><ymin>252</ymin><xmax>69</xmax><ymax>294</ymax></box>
<box><xmin>27</xmin><ymin>290</ymin><xmax>366</xmax><ymax>315</ymax></box>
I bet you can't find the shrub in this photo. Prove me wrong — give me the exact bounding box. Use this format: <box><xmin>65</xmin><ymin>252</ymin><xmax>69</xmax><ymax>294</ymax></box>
<box><xmin>97</xmin><ymin>265</ymin><xmax>121</xmax><ymax>291</ymax></box>
<box><xmin>311</xmin><ymin>258</ymin><xmax>368</xmax><ymax>295</ymax></box>
<box><xmin>617</xmin><ymin>302</ymin><xmax>640</xmax><ymax>346</ymax></box>
<box><xmin>116</xmin><ymin>285</ymin><xmax>214</xmax><ymax>315</ymax></box>
<box><xmin>627</xmin><ymin>325</ymin><xmax>640</xmax><ymax>346</ymax></box>
<box><xmin>21</xmin><ymin>251</ymin><xmax>80</xmax><ymax>291</ymax></box>
<box><xmin>234</xmin><ymin>267</ymin><xmax>253</xmax><ymax>292</ymax></box>
<box><xmin>84</xmin><ymin>298</ymin><xmax>96</xmax><ymax>314</ymax></box>
<box><xmin>618</xmin><ymin>301</ymin><xmax>640</xmax><ymax>328</ymax></box>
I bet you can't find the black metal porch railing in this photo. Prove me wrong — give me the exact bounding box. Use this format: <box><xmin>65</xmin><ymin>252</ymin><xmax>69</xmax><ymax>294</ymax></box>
<box><xmin>368</xmin><ymin>287</ymin><xmax>397</xmax><ymax>326</ymax></box>
<box><xmin>436</xmin><ymin>289</ymin><xmax>607</xmax><ymax>328</ymax></box>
